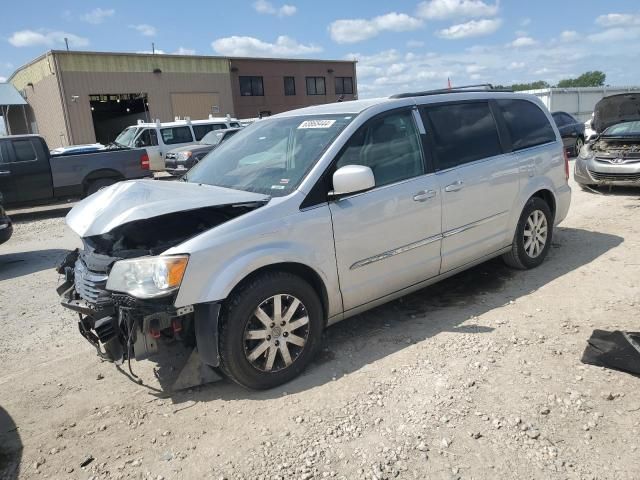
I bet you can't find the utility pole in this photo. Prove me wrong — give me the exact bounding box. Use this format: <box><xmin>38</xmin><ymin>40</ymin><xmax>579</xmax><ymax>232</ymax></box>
<box><xmin>64</xmin><ymin>37</ymin><xmax>70</xmax><ymax>51</ymax></box>
<box><xmin>152</xmin><ymin>42</ymin><xmax>155</xmax><ymax>54</ymax></box>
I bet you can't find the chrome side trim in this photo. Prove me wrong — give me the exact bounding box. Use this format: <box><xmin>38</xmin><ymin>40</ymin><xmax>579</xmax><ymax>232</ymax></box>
<box><xmin>350</xmin><ymin>210</ymin><xmax>508</xmax><ymax>271</ymax></box>
<box><xmin>442</xmin><ymin>210</ymin><xmax>508</xmax><ymax>238</ymax></box>
<box><xmin>350</xmin><ymin>233</ymin><xmax>442</xmax><ymax>270</ymax></box>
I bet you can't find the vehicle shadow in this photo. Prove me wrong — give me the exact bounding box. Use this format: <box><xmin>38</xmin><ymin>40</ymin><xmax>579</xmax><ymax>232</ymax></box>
<box><xmin>157</xmin><ymin>226</ymin><xmax>623</xmax><ymax>403</ymax></box>
<box><xmin>0</xmin><ymin>406</ymin><xmax>22</xmax><ymax>480</ymax></box>
<box><xmin>0</xmin><ymin>249</ymin><xmax>69</xmax><ymax>281</ymax></box>
<box><xmin>580</xmin><ymin>185</ymin><xmax>640</xmax><ymax>197</ymax></box>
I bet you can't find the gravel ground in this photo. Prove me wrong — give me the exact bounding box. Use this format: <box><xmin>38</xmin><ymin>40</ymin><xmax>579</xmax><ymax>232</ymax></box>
<box><xmin>0</xmin><ymin>174</ymin><xmax>639</xmax><ymax>480</ymax></box>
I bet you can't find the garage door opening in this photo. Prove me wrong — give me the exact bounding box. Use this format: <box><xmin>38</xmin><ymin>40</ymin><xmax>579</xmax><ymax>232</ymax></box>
<box><xmin>90</xmin><ymin>93</ymin><xmax>150</xmax><ymax>145</ymax></box>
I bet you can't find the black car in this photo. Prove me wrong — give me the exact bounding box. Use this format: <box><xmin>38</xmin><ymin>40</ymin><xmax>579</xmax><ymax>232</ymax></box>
<box><xmin>552</xmin><ymin>111</ymin><xmax>586</xmax><ymax>157</ymax></box>
<box><xmin>165</xmin><ymin>128</ymin><xmax>241</xmax><ymax>176</ymax></box>
<box><xmin>0</xmin><ymin>193</ymin><xmax>13</xmax><ymax>245</ymax></box>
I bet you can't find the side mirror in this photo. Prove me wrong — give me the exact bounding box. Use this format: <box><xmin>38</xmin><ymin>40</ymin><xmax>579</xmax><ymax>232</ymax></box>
<box><xmin>330</xmin><ymin>165</ymin><xmax>375</xmax><ymax>199</ymax></box>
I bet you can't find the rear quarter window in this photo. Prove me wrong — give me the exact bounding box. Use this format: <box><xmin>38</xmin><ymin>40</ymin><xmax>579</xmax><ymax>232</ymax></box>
<box><xmin>497</xmin><ymin>99</ymin><xmax>556</xmax><ymax>151</ymax></box>
<box><xmin>12</xmin><ymin>139</ymin><xmax>38</xmax><ymax>162</ymax></box>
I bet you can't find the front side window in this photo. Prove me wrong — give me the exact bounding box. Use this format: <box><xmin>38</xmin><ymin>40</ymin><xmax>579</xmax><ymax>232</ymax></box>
<box><xmin>422</xmin><ymin>102</ymin><xmax>502</xmax><ymax>170</ymax></box>
<box><xmin>284</xmin><ymin>76</ymin><xmax>296</xmax><ymax>96</ymax></box>
<box><xmin>12</xmin><ymin>140</ymin><xmax>37</xmax><ymax>162</ymax></box>
<box><xmin>239</xmin><ymin>76</ymin><xmax>264</xmax><ymax>96</ymax></box>
<box><xmin>186</xmin><ymin>115</ymin><xmax>354</xmax><ymax>196</ymax></box>
<box><xmin>161</xmin><ymin>126</ymin><xmax>194</xmax><ymax>145</ymax></box>
<box><xmin>335</xmin><ymin>77</ymin><xmax>354</xmax><ymax>95</ymax></box>
<box><xmin>335</xmin><ymin>110</ymin><xmax>425</xmax><ymax>187</ymax></box>
<box><xmin>135</xmin><ymin>129</ymin><xmax>158</xmax><ymax>147</ymax></box>
<box><xmin>306</xmin><ymin>77</ymin><xmax>326</xmax><ymax>95</ymax></box>
<box><xmin>552</xmin><ymin>113</ymin><xmax>567</xmax><ymax>127</ymax></box>
<box><xmin>496</xmin><ymin>99</ymin><xmax>556</xmax><ymax>151</ymax></box>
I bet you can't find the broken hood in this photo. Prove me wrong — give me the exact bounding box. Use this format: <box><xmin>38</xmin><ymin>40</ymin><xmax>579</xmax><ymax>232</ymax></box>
<box><xmin>593</xmin><ymin>93</ymin><xmax>640</xmax><ymax>133</ymax></box>
<box><xmin>66</xmin><ymin>179</ymin><xmax>269</xmax><ymax>237</ymax></box>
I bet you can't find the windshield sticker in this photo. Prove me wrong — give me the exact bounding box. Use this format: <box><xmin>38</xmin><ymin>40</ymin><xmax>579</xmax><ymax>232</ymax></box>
<box><xmin>298</xmin><ymin>119</ymin><xmax>336</xmax><ymax>129</ymax></box>
<box><xmin>279</xmin><ymin>179</ymin><xmax>290</xmax><ymax>184</ymax></box>
<box><xmin>271</xmin><ymin>185</ymin><xmax>286</xmax><ymax>190</ymax></box>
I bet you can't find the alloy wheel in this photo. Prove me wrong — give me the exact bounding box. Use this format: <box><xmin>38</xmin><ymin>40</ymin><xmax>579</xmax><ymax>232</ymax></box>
<box><xmin>523</xmin><ymin>209</ymin><xmax>548</xmax><ymax>258</ymax></box>
<box><xmin>243</xmin><ymin>294</ymin><xmax>310</xmax><ymax>372</ymax></box>
<box><xmin>575</xmin><ymin>137</ymin><xmax>583</xmax><ymax>156</ymax></box>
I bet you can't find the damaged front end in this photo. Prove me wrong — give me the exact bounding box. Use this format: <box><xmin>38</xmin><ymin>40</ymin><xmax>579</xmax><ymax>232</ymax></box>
<box><xmin>57</xmin><ymin>194</ymin><xmax>266</xmax><ymax>389</ymax></box>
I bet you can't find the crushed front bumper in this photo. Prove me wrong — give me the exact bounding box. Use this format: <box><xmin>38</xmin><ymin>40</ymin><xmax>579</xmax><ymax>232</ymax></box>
<box><xmin>56</xmin><ymin>249</ymin><xmax>223</xmax><ymax>388</ymax></box>
<box><xmin>575</xmin><ymin>156</ymin><xmax>640</xmax><ymax>185</ymax></box>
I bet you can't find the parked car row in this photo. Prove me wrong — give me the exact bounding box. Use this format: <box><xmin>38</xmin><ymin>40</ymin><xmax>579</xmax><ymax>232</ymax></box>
<box><xmin>113</xmin><ymin>116</ymin><xmax>241</xmax><ymax>171</ymax></box>
<box><xmin>165</xmin><ymin>128</ymin><xmax>241</xmax><ymax>176</ymax></box>
<box><xmin>57</xmin><ymin>87</ymin><xmax>571</xmax><ymax>390</ymax></box>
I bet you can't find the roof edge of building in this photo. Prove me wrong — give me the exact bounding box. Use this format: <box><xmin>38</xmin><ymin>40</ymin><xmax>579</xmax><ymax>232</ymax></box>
<box><xmin>7</xmin><ymin>50</ymin><xmax>53</xmax><ymax>83</ymax></box>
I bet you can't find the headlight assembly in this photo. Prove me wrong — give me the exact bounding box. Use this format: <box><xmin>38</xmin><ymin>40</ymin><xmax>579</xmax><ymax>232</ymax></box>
<box><xmin>578</xmin><ymin>144</ymin><xmax>594</xmax><ymax>160</ymax></box>
<box><xmin>177</xmin><ymin>151</ymin><xmax>192</xmax><ymax>161</ymax></box>
<box><xmin>106</xmin><ymin>255</ymin><xmax>189</xmax><ymax>299</ymax></box>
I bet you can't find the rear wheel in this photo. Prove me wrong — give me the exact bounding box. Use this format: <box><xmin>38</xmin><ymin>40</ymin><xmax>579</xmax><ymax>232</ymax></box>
<box><xmin>503</xmin><ymin>197</ymin><xmax>553</xmax><ymax>270</ymax></box>
<box><xmin>85</xmin><ymin>177</ymin><xmax>117</xmax><ymax>197</ymax></box>
<box><xmin>219</xmin><ymin>271</ymin><xmax>323</xmax><ymax>389</ymax></box>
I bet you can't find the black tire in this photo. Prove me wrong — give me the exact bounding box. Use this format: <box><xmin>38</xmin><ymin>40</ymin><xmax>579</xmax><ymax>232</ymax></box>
<box><xmin>219</xmin><ymin>271</ymin><xmax>324</xmax><ymax>390</ymax></box>
<box><xmin>502</xmin><ymin>197</ymin><xmax>553</xmax><ymax>270</ymax></box>
<box><xmin>85</xmin><ymin>177</ymin><xmax>117</xmax><ymax>197</ymax></box>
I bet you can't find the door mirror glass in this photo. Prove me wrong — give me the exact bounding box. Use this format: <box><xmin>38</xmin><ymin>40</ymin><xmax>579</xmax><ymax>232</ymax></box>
<box><xmin>331</xmin><ymin>165</ymin><xmax>375</xmax><ymax>197</ymax></box>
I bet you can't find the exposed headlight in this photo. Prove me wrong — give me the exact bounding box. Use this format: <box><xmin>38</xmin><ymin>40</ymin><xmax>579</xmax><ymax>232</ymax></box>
<box><xmin>177</xmin><ymin>151</ymin><xmax>192</xmax><ymax>161</ymax></box>
<box><xmin>578</xmin><ymin>144</ymin><xmax>594</xmax><ymax>160</ymax></box>
<box><xmin>106</xmin><ymin>255</ymin><xmax>189</xmax><ymax>299</ymax></box>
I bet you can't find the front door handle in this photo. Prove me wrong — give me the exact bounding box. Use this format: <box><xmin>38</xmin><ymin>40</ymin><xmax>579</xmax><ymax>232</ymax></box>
<box><xmin>444</xmin><ymin>180</ymin><xmax>464</xmax><ymax>192</ymax></box>
<box><xmin>0</xmin><ymin>170</ymin><xmax>11</xmax><ymax>177</ymax></box>
<box><xmin>413</xmin><ymin>190</ymin><xmax>437</xmax><ymax>202</ymax></box>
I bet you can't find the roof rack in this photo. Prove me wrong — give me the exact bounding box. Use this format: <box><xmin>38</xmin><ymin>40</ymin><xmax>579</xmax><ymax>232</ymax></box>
<box><xmin>389</xmin><ymin>83</ymin><xmax>513</xmax><ymax>99</ymax></box>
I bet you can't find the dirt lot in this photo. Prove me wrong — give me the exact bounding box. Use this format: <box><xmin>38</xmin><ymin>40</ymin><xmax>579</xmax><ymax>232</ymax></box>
<box><xmin>1</xmin><ymin>174</ymin><xmax>639</xmax><ymax>480</ymax></box>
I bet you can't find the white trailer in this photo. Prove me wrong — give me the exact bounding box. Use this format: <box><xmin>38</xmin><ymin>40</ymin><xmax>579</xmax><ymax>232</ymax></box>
<box><xmin>523</xmin><ymin>86</ymin><xmax>640</xmax><ymax>122</ymax></box>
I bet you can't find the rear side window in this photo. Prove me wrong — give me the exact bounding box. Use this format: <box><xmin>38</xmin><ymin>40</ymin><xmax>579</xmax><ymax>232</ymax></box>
<box><xmin>161</xmin><ymin>126</ymin><xmax>194</xmax><ymax>145</ymax></box>
<box><xmin>497</xmin><ymin>99</ymin><xmax>556</xmax><ymax>151</ymax></box>
<box><xmin>422</xmin><ymin>102</ymin><xmax>502</xmax><ymax>170</ymax></box>
<box><xmin>12</xmin><ymin>140</ymin><xmax>37</xmax><ymax>162</ymax></box>
<box><xmin>193</xmin><ymin>124</ymin><xmax>227</xmax><ymax>141</ymax></box>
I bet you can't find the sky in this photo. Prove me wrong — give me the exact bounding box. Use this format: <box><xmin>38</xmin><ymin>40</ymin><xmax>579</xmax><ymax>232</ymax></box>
<box><xmin>1</xmin><ymin>0</ymin><xmax>640</xmax><ymax>98</ymax></box>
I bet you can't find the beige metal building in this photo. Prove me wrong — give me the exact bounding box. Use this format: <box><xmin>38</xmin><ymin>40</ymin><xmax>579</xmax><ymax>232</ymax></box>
<box><xmin>5</xmin><ymin>50</ymin><xmax>357</xmax><ymax>148</ymax></box>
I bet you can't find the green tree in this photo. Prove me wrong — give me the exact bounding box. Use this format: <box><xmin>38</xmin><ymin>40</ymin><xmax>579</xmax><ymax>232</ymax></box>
<box><xmin>557</xmin><ymin>71</ymin><xmax>606</xmax><ymax>88</ymax></box>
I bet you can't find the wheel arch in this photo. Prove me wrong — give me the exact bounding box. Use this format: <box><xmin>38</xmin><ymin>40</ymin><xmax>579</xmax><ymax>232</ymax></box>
<box><xmin>530</xmin><ymin>188</ymin><xmax>556</xmax><ymax>218</ymax></box>
<box><xmin>224</xmin><ymin>262</ymin><xmax>331</xmax><ymax>326</ymax></box>
<box><xmin>81</xmin><ymin>169</ymin><xmax>124</xmax><ymax>194</ymax></box>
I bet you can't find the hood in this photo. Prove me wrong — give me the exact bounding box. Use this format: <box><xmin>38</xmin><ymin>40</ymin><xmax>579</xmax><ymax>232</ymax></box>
<box><xmin>168</xmin><ymin>144</ymin><xmax>206</xmax><ymax>154</ymax></box>
<box><xmin>593</xmin><ymin>93</ymin><xmax>640</xmax><ymax>133</ymax></box>
<box><xmin>66</xmin><ymin>179</ymin><xmax>269</xmax><ymax>237</ymax></box>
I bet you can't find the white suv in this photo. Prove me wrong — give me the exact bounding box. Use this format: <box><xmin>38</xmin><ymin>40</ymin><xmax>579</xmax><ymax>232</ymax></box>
<box><xmin>59</xmin><ymin>88</ymin><xmax>571</xmax><ymax>390</ymax></box>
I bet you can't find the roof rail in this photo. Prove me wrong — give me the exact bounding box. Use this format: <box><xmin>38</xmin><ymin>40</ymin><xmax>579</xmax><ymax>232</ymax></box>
<box><xmin>389</xmin><ymin>83</ymin><xmax>513</xmax><ymax>99</ymax></box>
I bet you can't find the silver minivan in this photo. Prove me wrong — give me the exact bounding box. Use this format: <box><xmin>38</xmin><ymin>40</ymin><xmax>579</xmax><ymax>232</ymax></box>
<box><xmin>58</xmin><ymin>88</ymin><xmax>571</xmax><ymax>389</ymax></box>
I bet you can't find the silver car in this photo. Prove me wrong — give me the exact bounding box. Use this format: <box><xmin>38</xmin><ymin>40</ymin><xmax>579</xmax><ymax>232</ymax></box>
<box><xmin>575</xmin><ymin>93</ymin><xmax>640</xmax><ymax>188</ymax></box>
<box><xmin>58</xmin><ymin>89</ymin><xmax>571</xmax><ymax>390</ymax></box>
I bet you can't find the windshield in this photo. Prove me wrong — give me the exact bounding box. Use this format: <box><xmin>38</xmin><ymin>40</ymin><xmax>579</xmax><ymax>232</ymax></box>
<box><xmin>114</xmin><ymin>127</ymin><xmax>139</xmax><ymax>147</ymax></box>
<box><xmin>603</xmin><ymin>121</ymin><xmax>640</xmax><ymax>137</ymax></box>
<box><xmin>200</xmin><ymin>130</ymin><xmax>226</xmax><ymax>146</ymax></box>
<box><xmin>186</xmin><ymin>115</ymin><xmax>354</xmax><ymax>196</ymax></box>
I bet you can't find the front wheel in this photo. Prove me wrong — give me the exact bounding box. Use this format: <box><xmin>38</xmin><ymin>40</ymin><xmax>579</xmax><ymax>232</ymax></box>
<box><xmin>503</xmin><ymin>197</ymin><xmax>553</xmax><ymax>270</ymax></box>
<box><xmin>219</xmin><ymin>271</ymin><xmax>324</xmax><ymax>389</ymax></box>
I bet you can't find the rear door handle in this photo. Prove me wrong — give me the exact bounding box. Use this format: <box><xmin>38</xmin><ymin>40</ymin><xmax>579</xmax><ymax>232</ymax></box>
<box><xmin>0</xmin><ymin>170</ymin><xmax>11</xmax><ymax>177</ymax></box>
<box><xmin>413</xmin><ymin>190</ymin><xmax>437</xmax><ymax>202</ymax></box>
<box><xmin>444</xmin><ymin>180</ymin><xmax>464</xmax><ymax>192</ymax></box>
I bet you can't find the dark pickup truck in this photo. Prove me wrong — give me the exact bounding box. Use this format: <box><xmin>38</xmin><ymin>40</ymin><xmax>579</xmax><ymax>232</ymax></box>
<box><xmin>0</xmin><ymin>135</ymin><xmax>151</xmax><ymax>207</ymax></box>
